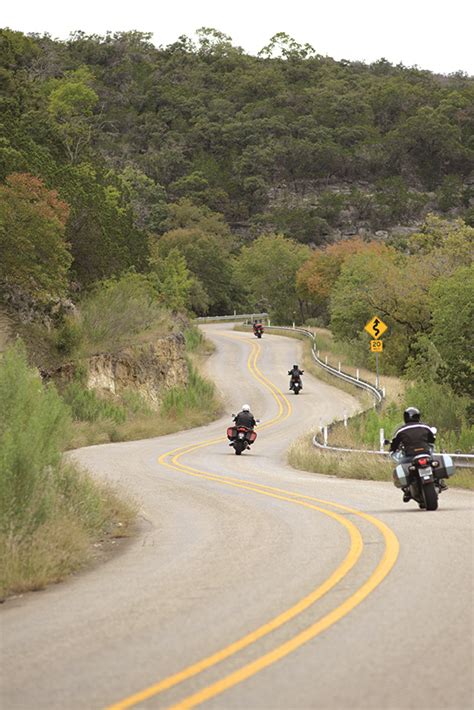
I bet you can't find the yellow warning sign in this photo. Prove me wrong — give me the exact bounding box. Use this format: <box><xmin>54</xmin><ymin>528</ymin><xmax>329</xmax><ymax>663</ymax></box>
<box><xmin>370</xmin><ymin>340</ymin><xmax>383</xmax><ymax>353</ymax></box>
<box><xmin>365</xmin><ymin>316</ymin><xmax>388</xmax><ymax>339</ymax></box>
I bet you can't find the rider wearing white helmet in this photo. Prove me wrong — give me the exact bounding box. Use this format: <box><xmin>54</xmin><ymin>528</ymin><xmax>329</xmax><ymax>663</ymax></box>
<box><xmin>234</xmin><ymin>404</ymin><xmax>256</xmax><ymax>429</ymax></box>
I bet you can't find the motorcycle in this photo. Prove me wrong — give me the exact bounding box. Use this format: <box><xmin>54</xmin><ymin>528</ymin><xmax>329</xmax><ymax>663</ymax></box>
<box><xmin>289</xmin><ymin>376</ymin><xmax>303</xmax><ymax>395</ymax></box>
<box><xmin>387</xmin><ymin>436</ymin><xmax>455</xmax><ymax>511</ymax></box>
<box><xmin>253</xmin><ymin>323</ymin><xmax>264</xmax><ymax>339</ymax></box>
<box><xmin>227</xmin><ymin>421</ymin><xmax>258</xmax><ymax>455</ymax></box>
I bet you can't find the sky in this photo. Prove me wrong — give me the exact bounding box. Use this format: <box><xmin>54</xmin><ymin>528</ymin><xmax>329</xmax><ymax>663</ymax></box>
<box><xmin>2</xmin><ymin>0</ymin><xmax>473</xmax><ymax>75</ymax></box>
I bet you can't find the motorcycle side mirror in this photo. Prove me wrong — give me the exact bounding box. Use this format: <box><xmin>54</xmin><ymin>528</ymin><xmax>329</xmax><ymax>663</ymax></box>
<box><xmin>231</xmin><ymin>413</ymin><xmax>236</xmax><ymax>418</ymax></box>
<box><xmin>383</xmin><ymin>439</ymin><xmax>390</xmax><ymax>446</ymax></box>
<box><xmin>256</xmin><ymin>419</ymin><xmax>260</xmax><ymax>423</ymax></box>
<box><xmin>431</xmin><ymin>426</ymin><xmax>437</xmax><ymax>435</ymax></box>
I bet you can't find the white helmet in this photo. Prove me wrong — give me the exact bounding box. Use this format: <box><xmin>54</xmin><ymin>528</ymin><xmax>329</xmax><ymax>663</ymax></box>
<box><xmin>241</xmin><ymin>404</ymin><xmax>250</xmax><ymax>412</ymax></box>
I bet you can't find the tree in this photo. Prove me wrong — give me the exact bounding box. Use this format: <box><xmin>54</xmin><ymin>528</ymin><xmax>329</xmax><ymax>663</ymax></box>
<box><xmin>150</xmin><ymin>248</ymin><xmax>193</xmax><ymax>312</ymax></box>
<box><xmin>430</xmin><ymin>265</ymin><xmax>474</xmax><ymax>396</ymax></box>
<box><xmin>48</xmin><ymin>68</ymin><xmax>99</xmax><ymax>163</ymax></box>
<box><xmin>149</xmin><ymin>228</ymin><xmax>232</xmax><ymax>314</ymax></box>
<box><xmin>234</xmin><ymin>234</ymin><xmax>310</xmax><ymax>323</ymax></box>
<box><xmin>329</xmin><ymin>244</ymin><xmax>434</xmax><ymax>372</ymax></box>
<box><xmin>0</xmin><ymin>173</ymin><xmax>71</xmax><ymax>305</ymax></box>
<box><xmin>296</xmin><ymin>239</ymin><xmax>378</xmax><ymax>321</ymax></box>
<box><xmin>118</xmin><ymin>166</ymin><xmax>167</xmax><ymax>232</ymax></box>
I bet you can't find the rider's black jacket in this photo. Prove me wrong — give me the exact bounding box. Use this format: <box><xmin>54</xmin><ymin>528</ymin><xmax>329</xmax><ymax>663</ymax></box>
<box><xmin>389</xmin><ymin>422</ymin><xmax>435</xmax><ymax>457</ymax></box>
<box><xmin>234</xmin><ymin>411</ymin><xmax>256</xmax><ymax>428</ymax></box>
<box><xmin>288</xmin><ymin>367</ymin><xmax>304</xmax><ymax>379</ymax></box>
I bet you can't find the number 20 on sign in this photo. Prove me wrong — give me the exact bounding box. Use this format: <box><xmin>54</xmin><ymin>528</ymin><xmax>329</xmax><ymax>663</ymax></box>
<box><xmin>370</xmin><ymin>340</ymin><xmax>383</xmax><ymax>353</ymax></box>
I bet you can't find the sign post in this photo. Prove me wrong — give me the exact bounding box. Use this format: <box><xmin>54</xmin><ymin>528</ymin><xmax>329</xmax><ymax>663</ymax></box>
<box><xmin>364</xmin><ymin>317</ymin><xmax>388</xmax><ymax>391</ymax></box>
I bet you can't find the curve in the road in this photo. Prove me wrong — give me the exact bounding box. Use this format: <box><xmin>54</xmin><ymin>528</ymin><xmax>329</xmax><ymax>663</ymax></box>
<box><xmin>107</xmin><ymin>335</ymin><xmax>399</xmax><ymax>710</ymax></box>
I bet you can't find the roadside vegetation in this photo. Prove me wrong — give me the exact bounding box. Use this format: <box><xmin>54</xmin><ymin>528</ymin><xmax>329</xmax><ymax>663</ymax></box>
<box><xmin>0</xmin><ymin>343</ymin><xmax>135</xmax><ymax>600</ymax></box>
<box><xmin>63</xmin><ymin>316</ymin><xmax>221</xmax><ymax>449</ymax></box>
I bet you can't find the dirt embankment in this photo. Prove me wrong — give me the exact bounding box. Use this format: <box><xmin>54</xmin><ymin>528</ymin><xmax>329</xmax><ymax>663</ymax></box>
<box><xmin>49</xmin><ymin>333</ymin><xmax>189</xmax><ymax>410</ymax></box>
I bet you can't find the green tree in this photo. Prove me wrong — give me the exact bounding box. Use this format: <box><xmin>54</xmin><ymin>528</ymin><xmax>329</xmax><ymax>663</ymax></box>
<box><xmin>48</xmin><ymin>69</ymin><xmax>99</xmax><ymax>163</ymax></box>
<box><xmin>150</xmin><ymin>248</ymin><xmax>193</xmax><ymax>312</ymax></box>
<box><xmin>0</xmin><ymin>173</ymin><xmax>71</xmax><ymax>305</ymax></box>
<box><xmin>430</xmin><ymin>265</ymin><xmax>474</xmax><ymax>396</ymax></box>
<box><xmin>235</xmin><ymin>234</ymin><xmax>310</xmax><ymax>322</ymax></box>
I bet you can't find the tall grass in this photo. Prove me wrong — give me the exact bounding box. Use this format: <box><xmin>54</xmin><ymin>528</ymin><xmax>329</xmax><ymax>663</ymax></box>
<box><xmin>0</xmin><ymin>343</ymin><xmax>135</xmax><ymax>599</ymax></box>
<box><xmin>161</xmin><ymin>360</ymin><xmax>217</xmax><ymax>418</ymax></box>
<box><xmin>80</xmin><ymin>272</ymin><xmax>169</xmax><ymax>354</ymax></box>
<box><xmin>63</xmin><ymin>382</ymin><xmax>127</xmax><ymax>424</ymax></box>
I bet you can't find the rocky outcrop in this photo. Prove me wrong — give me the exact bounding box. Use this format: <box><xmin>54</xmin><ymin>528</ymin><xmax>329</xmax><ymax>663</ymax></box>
<box><xmin>51</xmin><ymin>334</ymin><xmax>188</xmax><ymax>410</ymax></box>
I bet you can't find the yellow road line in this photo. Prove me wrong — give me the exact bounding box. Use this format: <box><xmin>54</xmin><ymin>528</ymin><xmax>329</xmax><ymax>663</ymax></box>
<box><xmin>105</xmin><ymin>331</ymin><xmax>399</xmax><ymax>710</ymax></box>
<box><xmin>170</xmin><ymin>518</ymin><xmax>397</xmax><ymax>710</ymax></box>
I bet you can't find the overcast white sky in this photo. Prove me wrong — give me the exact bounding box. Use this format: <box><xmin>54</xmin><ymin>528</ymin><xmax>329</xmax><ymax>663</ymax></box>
<box><xmin>2</xmin><ymin>0</ymin><xmax>473</xmax><ymax>75</ymax></box>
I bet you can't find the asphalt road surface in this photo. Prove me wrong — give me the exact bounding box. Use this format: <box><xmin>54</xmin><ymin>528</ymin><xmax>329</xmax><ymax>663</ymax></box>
<box><xmin>1</xmin><ymin>324</ymin><xmax>473</xmax><ymax>710</ymax></box>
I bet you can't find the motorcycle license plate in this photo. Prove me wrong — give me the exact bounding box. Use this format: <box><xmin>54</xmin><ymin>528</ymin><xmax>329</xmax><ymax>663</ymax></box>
<box><xmin>419</xmin><ymin>467</ymin><xmax>432</xmax><ymax>480</ymax></box>
<box><xmin>238</xmin><ymin>433</ymin><xmax>244</xmax><ymax>439</ymax></box>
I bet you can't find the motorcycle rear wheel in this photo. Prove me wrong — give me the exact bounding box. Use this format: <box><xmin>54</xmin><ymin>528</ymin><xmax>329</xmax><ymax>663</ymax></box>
<box><xmin>422</xmin><ymin>482</ymin><xmax>438</xmax><ymax>511</ymax></box>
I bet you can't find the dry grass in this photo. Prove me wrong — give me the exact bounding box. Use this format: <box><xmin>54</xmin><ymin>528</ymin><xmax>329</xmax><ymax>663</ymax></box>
<box><xmin>288</xmin><ymin>433</ymin><xmax>473</xmax><ymax>490</ymax></box>
<box><xmin>0</xmin><ymin>468</ymin><xmax>136</xmax><ymax>600</ymax></box>
<box><xmin>288</xmin><ymin>434</ymin><xmax>393</xmax><ymax>481</ymax></box>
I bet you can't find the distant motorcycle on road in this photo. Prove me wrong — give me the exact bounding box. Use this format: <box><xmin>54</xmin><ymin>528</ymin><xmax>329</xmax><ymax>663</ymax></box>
<box><xmin>288</xmin><ymin>368</ymin><xmax>304</xmax><ymax>395</ymax></box>
<box><xmin>253</xmin><ymin>322</ymin><xmax>264</xmax><ymax>338</ymax></box>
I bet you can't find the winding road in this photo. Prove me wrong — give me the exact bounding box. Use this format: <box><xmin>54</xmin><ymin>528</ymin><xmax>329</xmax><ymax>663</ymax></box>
<box><xmin>1</xmin><ymin>324</ymin><xmax>473</xmax><ymax>710</ymax></box>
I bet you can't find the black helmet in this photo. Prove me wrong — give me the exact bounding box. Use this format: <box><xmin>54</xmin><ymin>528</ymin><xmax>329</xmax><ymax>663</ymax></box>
<box><xmin>404</xmin><ymin>407</ymin><xmax>420</xmax><ymax>424</ymax></box>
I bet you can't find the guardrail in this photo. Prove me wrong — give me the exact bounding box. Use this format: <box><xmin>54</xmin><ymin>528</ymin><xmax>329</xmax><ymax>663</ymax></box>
<box><xmin>235</xmin><ymin>321</ymin><xmax>473</xmax><ymax>469</ymax></box>
<box><xmin>311</xmin><ymin>434</ymin><xmax>474</xmax><ymax>469</ymax></box>
<box><xmin>261</xmin><ymin>324</ymin><xmax>383</xmax><ymax>404</ymax></box>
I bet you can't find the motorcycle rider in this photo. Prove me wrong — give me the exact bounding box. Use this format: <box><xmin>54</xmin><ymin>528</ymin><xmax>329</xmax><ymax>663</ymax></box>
<box><xmin>231</xmin><ymin>404</ymin><xmax>257</xmax><ymax>446</ymax></box>
<box><xmin>233</xmin><ymin>404</ymin><xmax>256</xmax><ymax>429</ymax></box>
<box><xmin>389</xmin><ymin>407</ymin><xmax>445</xmax><ymax>501</ymax></box>
<box><xmin>288</xmin><ymin>364</ymin><xmax>304</xmax><ymax>390</ymax></box>
<box><xmin>253</xmin><ymin>320</ymin><xmax>263</xmax><ymax>334</ymax></box>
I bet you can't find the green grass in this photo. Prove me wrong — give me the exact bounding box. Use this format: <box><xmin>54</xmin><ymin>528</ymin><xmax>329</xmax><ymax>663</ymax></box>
<box><xmin>0</xmin><ymin>343</ymin><xmax>135</xmax><ymax>600</ymax></box>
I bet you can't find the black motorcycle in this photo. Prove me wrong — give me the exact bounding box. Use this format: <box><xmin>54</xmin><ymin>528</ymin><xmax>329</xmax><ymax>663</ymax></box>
<box><xmin>227</xmin><ymin>421</ymin><xmax>258</xmax><ymax>455</ymax></box>
<box><xmin>288</xmin><ymin>370</ymin><xmax>304</xmax><ymax>395</ymax></box>
<box><xmin>289</xmin><ymin>377</ymin><xmax>302</xmax><ymax>395</ymax></box>
<box><xmin>388</xmin><ymin>440</ymin><xmax>455</xmax><ymax>511</ymax></box>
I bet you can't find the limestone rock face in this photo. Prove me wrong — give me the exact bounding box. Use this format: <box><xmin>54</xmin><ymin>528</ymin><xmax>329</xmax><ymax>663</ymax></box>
<box><xmin>52</xmin><ymin>334</ymin><xmax>188</xmax><ymax>410</ymax></box>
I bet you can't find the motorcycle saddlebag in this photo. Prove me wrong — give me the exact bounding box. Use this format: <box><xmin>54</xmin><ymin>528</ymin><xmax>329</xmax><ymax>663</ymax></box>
<box><xmin>432</xmin><ymin>454</ymin><xmax>455</xmax><ymax>479</ymax></box>
<box><xmin>247</xmin><ymin>430</ymin><xmax>257</xmax><ymax>443</ymax></box>
<box><xmin>393</xmin><ymin>464</ymin><xmax>410</xmax><ymax>488</ymax></box>
<box><xmin>227</xmin><ymin>427</ymin><xmax>237</xmax><ymax>440</ymax></box>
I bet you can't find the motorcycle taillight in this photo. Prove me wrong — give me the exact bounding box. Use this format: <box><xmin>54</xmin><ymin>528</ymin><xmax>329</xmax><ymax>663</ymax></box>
<box><xmin>417</xmin><ymin>458</ymin><xmax>429</xmax><ymax>466</ymax></box>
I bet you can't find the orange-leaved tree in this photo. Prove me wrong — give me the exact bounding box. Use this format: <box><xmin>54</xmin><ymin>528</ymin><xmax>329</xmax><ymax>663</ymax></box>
<box><xmin>0</xmin><ymin>173</ymin><xmax>72</xmax><ymax>304</ymax></box>
<box><xmin>296</xmin><ymin>238</ymin><xmax>383</xmax><ymax>322</ymax></box>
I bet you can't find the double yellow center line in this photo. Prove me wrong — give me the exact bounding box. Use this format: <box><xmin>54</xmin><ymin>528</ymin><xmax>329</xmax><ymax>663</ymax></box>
<box><xmin>107</xmin><ymin>334</ymin><xmax>399</xmax><ymax>710</ymax></box>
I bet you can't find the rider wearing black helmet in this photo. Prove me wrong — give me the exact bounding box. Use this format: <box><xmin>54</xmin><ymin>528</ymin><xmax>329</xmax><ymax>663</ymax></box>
<box><xmin>288</xmin><ymin>364</ymin><xmax>304</xmax><ymax>390</ymax></box>
<box><xmin>389</xmin><ymin>407</ymin><xmax>445</xmax><ymax>501</ymax></box>
<box><xmin>389</xmin><ymin>407</ymin><xmax>435</xmax><ymax>457</ymax></box>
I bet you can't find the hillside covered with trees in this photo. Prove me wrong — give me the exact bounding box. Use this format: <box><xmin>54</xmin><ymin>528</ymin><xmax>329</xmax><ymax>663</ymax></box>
<box><xmin>0</xmin><ymin>28</ymin><xmax>473</xmax><ymax>428</ymax></box>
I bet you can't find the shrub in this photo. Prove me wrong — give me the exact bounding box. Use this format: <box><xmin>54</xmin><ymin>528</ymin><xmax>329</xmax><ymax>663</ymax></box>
<box><xmin>0</xmin><ymin>341</ymin><xmax>135</xmax><ymax>599</ymax></box>
<box><xmin>62</xmin><ymin>382</ymin><xmax>127</xmax><ymax>424</ymax></box>
<box><xmin>0</xmin><ymin>342</ymin><xmax>71</xmax><ymax>537</ymax></box>
<box><xmin>80</xmin><ymin>272</ymin><xmax>167</xmax><ymax>353</ymax></box>
<box><xmin>161</xmin><ymin>361</ymin><xmax>215</xmax><ymax>417</ymax></box>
